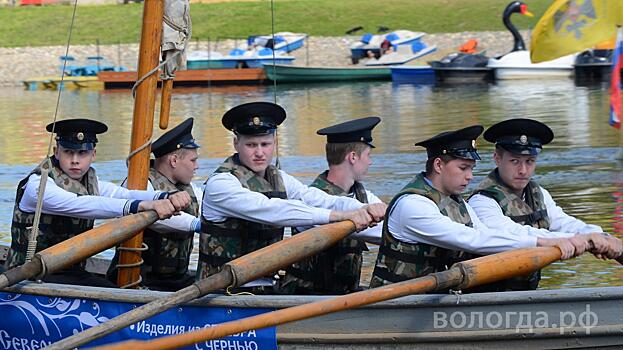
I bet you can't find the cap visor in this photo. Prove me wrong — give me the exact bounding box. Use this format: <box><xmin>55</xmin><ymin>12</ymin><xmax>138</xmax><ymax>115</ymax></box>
<box><xmin>501</xmin><ymin>145</ymin><xmax>540</xmax><ymax>156</ymax></box>
<box><xmin>58</xmin><ymin>140</ymin><xmax>95</xmax><ymax>150</ymax></box>
<box><xmin>182</xmin><ymin>140</ymin><xmax>201</xmax><ymax>149</ymax></box>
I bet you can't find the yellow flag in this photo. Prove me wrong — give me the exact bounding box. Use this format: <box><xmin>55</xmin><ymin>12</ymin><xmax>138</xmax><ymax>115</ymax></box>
<box><xmin>530</xmin><ymin>0</ymin><xmax>622</xmax><ymax>63</ymax></box>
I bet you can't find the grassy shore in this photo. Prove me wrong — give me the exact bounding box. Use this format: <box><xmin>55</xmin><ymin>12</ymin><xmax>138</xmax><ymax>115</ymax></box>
<box><xmin>0</xmin><ymin>0</ymin><xmax>552</xmax><ymax>47</ymax></box>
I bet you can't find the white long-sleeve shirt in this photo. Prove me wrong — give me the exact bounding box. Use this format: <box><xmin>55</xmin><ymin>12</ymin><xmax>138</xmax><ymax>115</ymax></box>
<box><xmin>295</xmin><ymin>189</ymin><xmax>383</xmax><ymax>244</ymax></box>
<box><xmin>389</xmin><ymin>194</ymin><xmax>537</xmax><ymax>255</ymax></box>
<box><xmin>351</xmin><ymin>190</ymin><xmax>383</xmax><ymax>244</ymax></box>
<box><xmin>19</xmin><ymin>174</ymin><xmax>162</xmax><ymax>219</ymax></box>
<box><xmin>143</xmin><ymin>180</ymin><xmax>203</xmax><ymax>234</ymax></box>
<box><xmin>202</xmin><ymin>170</ymin><xmax>365</xmax><ymax>227</ymax></box>
<box><xmin>468</xmin><ymin>186</ymin><xmax>602</xmax><ymax>238</ymax></box>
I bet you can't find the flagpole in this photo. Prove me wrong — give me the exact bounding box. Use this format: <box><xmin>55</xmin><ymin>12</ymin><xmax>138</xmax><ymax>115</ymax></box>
<box><xmin>612</xmin><ymin>25</ymin><xmax>623</xmax><ymax>159</ymax></box>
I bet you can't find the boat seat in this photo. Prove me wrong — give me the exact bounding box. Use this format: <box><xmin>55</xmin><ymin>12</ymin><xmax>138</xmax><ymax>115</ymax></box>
<box><xmin>396</xmin><ymin>45</ymin><xmax>412</xmax><ymax>55</ymax></box>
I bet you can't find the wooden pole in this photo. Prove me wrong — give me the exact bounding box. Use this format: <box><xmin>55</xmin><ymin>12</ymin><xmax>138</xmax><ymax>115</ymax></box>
<box><xmin>159</xmin><ymin>79</ymin><xmax>173</xmax><ymax>130</ymax></box>
<box><xmin>117</xmin><ymin>0</ymin><xmax>164</xmax><ymax>288</ymax></box>
<box><xmin>93</xmin><ymin>247</ymin><xmax>564</xmax><ymax>350</ymax></box>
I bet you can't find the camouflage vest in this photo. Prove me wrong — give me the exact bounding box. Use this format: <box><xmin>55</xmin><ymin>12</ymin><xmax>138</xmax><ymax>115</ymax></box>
<box><xmin>471</xmin><ymin>169</ymin><xmax>550</xmax><ymax>229</ymax></box>
<box><xmin>142</xmin><ymin>168</ymin><xmax>200</xmax><ymax>277</ymax></box>
<box><xmin>467</xmin><ymin>169</ymin><xmax>550</xmax><ymax>290</ymax></box>
<box><xmin>6</xmin><ymin>157</ymin><xmax>99</xmax><ymax>269</ymax></box>
<box><xmin>197</xmin><ymin>154</ymin><xmax>287</xmax><ymax>279</ymax></box>
<box><xmin>370</xmin><ymin>172</ymin><xmax>475</xmax><ymax>288</ymax></box>
<box><xmin>287</xmin><ymin>170</ymin><xmax>369</xmax><ymax>294</ymax></box>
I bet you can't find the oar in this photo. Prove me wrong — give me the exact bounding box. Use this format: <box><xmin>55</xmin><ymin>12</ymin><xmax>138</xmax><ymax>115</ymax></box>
<box><xmin>46</xmin><ymin>221</ymin><xmax>358</xmax><ymax>350</ymax></box>
<box><xmin>92</xmin><ymin>246</ymin><xmax>565</xmax><ymax>350</ymax></box>
<box><xmin>0</xmin><ymin>211</ymin><xmax>159</xmax><ymax>289</ymax></box>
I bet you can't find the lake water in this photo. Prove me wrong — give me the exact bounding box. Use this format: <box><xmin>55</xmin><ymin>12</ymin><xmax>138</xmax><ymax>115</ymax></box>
<box><xmin>1</xmin><ymin>78</ymin><xmax>622</xmax><ymax>290</ymax></box>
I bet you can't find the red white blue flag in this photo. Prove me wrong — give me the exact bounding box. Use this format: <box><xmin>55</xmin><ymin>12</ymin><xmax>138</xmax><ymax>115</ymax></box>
<box><xmin>610</xmin><ymin>27</ymin><xmax>623</xmax><ymax>129</ymax></box>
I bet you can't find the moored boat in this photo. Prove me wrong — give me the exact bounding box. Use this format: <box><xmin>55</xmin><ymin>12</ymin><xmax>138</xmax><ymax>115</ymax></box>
<box><xmin>22</xmin><ymin>76</ymin><xmax>103</xmax><ymax>91</ymax></box>
<box><xmin>350</xmin><ymin>30</ymin><xmax>426</xmax><ymax>64</ymax></box>
<box><xmin>486</xmin><ymin>2</ymin><xmax>575</xmax><ymax>80</ymax></box>
<box><xmin>364</xmin><ymin>43</ymin><xmax>437</xmax><ymax>67</ymax></box>
<box><xmin>390</xmin><ymin>66</ymin><xmax>435</xmax><ymax>84</ymax></box>
<box><xmin>246</xmin><ymin>32</ymin><xmax>307</xmax><ymax>53</ymax></box>
<box><xmin>263</xmin><ymin>64</ymin><xmax>391</xmax><ymax>83</ymax></box>
<box><xmin>429</xmin><ymin>53</ymin><xmax>493</xmax><ymax>83</ymax></box>
<box><xmin>187</xmin><ymin>49</ymin><xmax>295</xmax><ymax>69</ymax></box>
<box><xmin>574</xmin><ymin>49</ymin><xmax>613</xmax><ymax>82</ymax></box>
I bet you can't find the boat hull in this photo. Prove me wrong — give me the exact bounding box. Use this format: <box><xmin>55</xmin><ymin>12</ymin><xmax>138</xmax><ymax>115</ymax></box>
<box><xmin>390</xmin><ymin>66</ymin><xmax>435</xmax><ymax>84</ymax></box>
<box><xmin>3</xmin><ymin>282</ymin><xmax>623</xmax><ymax>349</ymax></box>
<box><xmin>432</xmin><ymin>67</ymin><xmax>494</xmax><ymax>83</ymax></box>
<box><xmin>264</xmin><ymin>64</ymin><xmax>391</xmax><ymax>83</ymax></box>
<box><xmin>493</xmin><ymin>67</ymin><xmax>573</xmax><ymax>80</ymax></box>
<box><xmin>488</xmin><ymin>51</ymin><xmax>575</xmax><ymax>80</ymax></box>
<box><xmin>574</xmin><ymin>63</ymin><xmax>614</xmax><ymax>83</ymax></box>
<box><xmin>187</xmin><ymin>57</ymin><xmax>295</xmax><ymax>70</ymax></box>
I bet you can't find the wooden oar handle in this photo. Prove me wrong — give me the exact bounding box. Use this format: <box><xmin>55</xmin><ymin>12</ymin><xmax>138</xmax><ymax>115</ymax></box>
<box><xmin>0</xmin><ymin>211</ymin><xmax>159</xmax><ymax>289</ymax></box>
<box><xmin>92</xmin><ymin>247</ymin><xmax>563</xmax><ymax>350</ymax></box>
<box><xmin>454</xmin><ymin>247</ymin><xmax>562</xmax><ymax>290</ymax></box>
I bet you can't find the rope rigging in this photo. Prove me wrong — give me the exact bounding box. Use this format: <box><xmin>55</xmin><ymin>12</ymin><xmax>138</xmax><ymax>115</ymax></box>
<box><xmin>26</xmin><ymin>0</ymin><xmax>80</xmax><ymax>263</ymax></box>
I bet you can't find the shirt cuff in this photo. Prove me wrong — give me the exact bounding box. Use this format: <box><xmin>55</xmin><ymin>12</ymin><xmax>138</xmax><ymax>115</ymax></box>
<box><xmin>191</xmin><ymin>218</ymin><xmax>201</xmax><ymax>232</ymax></box>
<box><xmin>155</xmin><ymin>191</ymin><xmax>168</xmax><ymax>200</ymax></box>
<box><xmin>313</xmin><ymin>208</ymin><xmax>332</xmax><ymax>225</ymax></box>
<box><xmin>523</xmin><ymin>235</ymin><xmax>539</xmax><ymax>248</ymax></box>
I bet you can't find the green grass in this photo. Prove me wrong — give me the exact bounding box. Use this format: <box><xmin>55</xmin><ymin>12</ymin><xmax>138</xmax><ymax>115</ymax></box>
<box><xmin>0</xmin><ymin>0</ymin><xmax>553</xmax><ymax>47</ymax></box>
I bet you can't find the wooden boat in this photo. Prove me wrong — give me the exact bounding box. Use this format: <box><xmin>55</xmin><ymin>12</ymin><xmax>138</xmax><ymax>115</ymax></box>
<box><xmin>3</xmin><ymin>278</ymin><xmax>623</xmax><ymax>349</ymax></box>
<box><xmin>98</xmin><ymin>68</ymin><xmax>266</xmax><ymax>89</ymax></box>
<box><xmin>263</xmin><ymin>64</ymin><xmax>391</xmax><ymax>83</ymax></box>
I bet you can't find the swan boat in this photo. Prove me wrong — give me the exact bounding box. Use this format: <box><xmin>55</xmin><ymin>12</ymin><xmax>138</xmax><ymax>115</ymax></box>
<box><xmin>487</xmin><ymin>1</ymin><xmax>576</xmax><ymax>80</ymax></box>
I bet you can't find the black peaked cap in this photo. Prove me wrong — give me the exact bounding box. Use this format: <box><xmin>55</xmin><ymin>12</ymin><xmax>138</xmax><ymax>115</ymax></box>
<box><xmin>484</xmin><ymin>118</ymin><xmax>553</xmax><ymax>156</ymax></box>
<box><xmin>222</xmin><ymin>102</ymin><xmax>286</xmax><ymax>135</ymax></box>
<box><xmin>151</xmin><ymin>118</ymin><xmax>200</xmax><ymax>158</ymax></box>
<box><xmin>415</xmin><ymin>125</ymin><xmax>484</xmax><ymax>160</ymax></box>
<box><xmin>46</xmin><ymin>118</ymin><xmax>108</xmax><ymax>150</ymax></box>
<box><xmin>317</xmin><ymin>116</ymin><xmax>381</xmax><ymax>148</ymax></box>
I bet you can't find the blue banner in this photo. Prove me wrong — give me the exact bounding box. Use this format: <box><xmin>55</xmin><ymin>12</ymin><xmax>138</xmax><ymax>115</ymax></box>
<box><xmin>0</xmin><ymin>292</ymin><xmax>277</xmax><ymax>349</ymax></box>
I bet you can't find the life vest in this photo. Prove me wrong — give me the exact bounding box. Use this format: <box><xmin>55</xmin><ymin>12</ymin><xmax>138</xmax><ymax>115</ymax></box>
<box><xmin>286</xmin><ymin>170</ymin><xmax>369</xmax><ymax>294</ymax></box>
<box><xmin>468</xmin><ymin>169</ymin><xmax>550</xmax><ymax>290</ymax></box>
<box><xmin>370</xmin><ymin>172</ymin><xmax>475</xmax><ymax>288</ymax></box>
<box><xmin>6</xmin><ymin>157</ymin><xmax>99</xmax><ymax>269</ymax></box>
<box><xmin>141</xmin><ymin>168</ymin><xmax>200</xmax><ymax>278</ymax></box>
<box><xmin>197</xmin><ymin>154</ymin><xmax>287</xmax><ymax>280</ymax></box>
<box><xmin>471</xmin><ymin>169</ymin><xmax>550</xmax><ymax>228</ymax></box>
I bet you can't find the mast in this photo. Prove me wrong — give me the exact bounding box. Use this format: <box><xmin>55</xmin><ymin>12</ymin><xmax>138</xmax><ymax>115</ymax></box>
<box><xmin>117</xmin><ymin>0</ymin><xmax>164</xmax><ymax>288</ymax></box>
